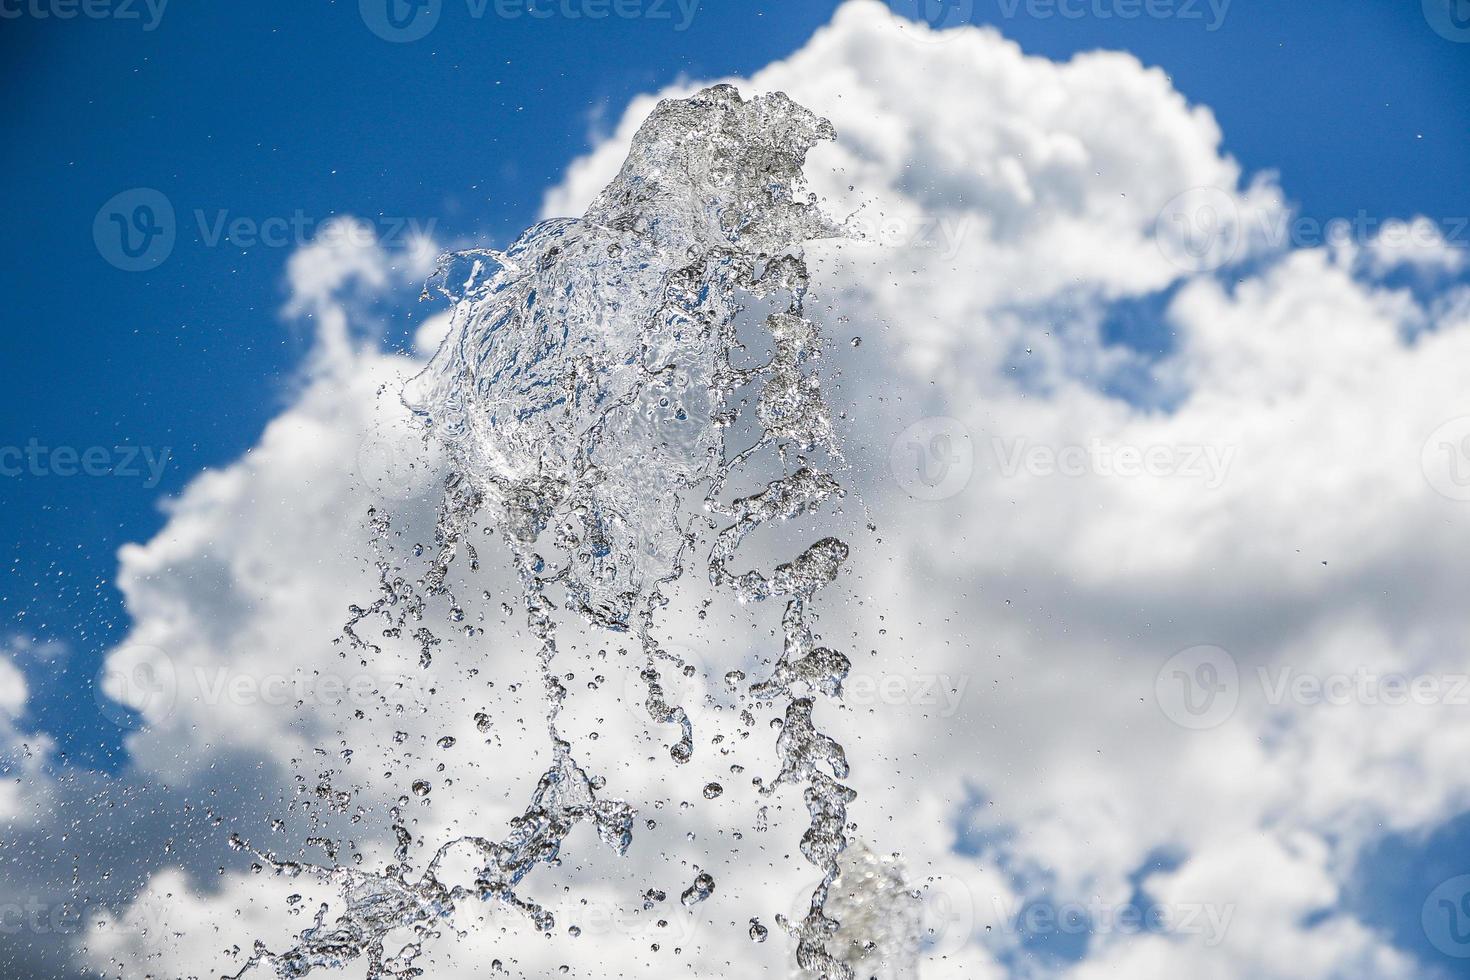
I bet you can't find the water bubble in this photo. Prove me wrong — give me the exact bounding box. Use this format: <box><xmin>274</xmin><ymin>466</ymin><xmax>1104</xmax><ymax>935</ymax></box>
<box><xmin>680</xmin><ymin>872</ymin><xmax>715</xmax><ymax>907</ymax></box>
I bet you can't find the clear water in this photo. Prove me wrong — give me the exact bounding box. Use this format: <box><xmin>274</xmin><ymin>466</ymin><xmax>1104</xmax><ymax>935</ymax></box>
<box><xmin>226</xmin><ymin>84</ymin><xmax>915</xmax><ymax>980</ymax></box>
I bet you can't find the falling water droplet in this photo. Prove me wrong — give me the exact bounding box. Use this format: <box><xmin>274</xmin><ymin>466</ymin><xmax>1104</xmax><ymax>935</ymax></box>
<box><xmin>680</xmin><ymin>872</ymin><xmax>715</xmax><ymax>907</ymax></box>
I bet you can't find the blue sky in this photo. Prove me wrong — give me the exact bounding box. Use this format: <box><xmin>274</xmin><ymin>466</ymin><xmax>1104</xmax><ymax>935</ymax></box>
<box><xmin>4</xmin><ymin>2</ymin><xmax>1470</xmax><ymax>975</ymax></box>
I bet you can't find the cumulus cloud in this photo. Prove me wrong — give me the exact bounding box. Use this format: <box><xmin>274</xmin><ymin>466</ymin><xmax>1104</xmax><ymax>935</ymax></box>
<box><xmin>1360</xmin><ymin>215</ymin><xmax>1470</xmax><ymax>276</ymax></box>
<box><xmin>542</xmin><ymin>0</ymin><xmax>1284</xmax><ymax>384</ymax></box>
<box><xmin>0</xmin><ymin>648</ymin><xmax>51</xmax><ymax>822</ymax></box>
<box><xmin>14</xmin><ymin>2</ymin><xmax>1469</xmax><ymax>979</ymax></box>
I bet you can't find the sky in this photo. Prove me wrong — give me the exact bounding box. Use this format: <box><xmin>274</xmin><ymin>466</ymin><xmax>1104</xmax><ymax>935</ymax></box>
<box><xmin>4</xmin><ymin>1</ymin><xmax>1470</xmax><ymax>978</ymax></box>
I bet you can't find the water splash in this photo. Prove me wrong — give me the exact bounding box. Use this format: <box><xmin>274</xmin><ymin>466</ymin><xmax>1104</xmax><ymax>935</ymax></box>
<box><xmin>806</xmin><ymin>843</ymin><xmax>923</xmax><ymax>980</ymax></box>
<box><xmin>227</xmin><ymin>84</ymin><xmax>901</xmax><ymax>980</ymax></box>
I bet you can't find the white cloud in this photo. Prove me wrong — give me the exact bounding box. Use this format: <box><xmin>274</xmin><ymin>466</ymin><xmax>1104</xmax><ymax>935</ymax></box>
<box><xmin>0</xmin><ymin>650</ymin><xmax>27</xmax><ymax>719</ymax></box>
<box><xmin>541</xmin><ymin>0</ymin><xmax>1283</xmax><ymax>383</ymax></box>
<box><xmin>1361</xmin><ymin>216</ymin><xmax>1469</xmax><ymax>276</ymax></box>
<box><xmin>0</xmin><ymin>644</ymin><xmax>54</xmax><ymax>824</ymax></box>
<box><xmin>1069</xmin><ymin>833</ymin><xmax>1422</xmax><ymax>980</ymax></box>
